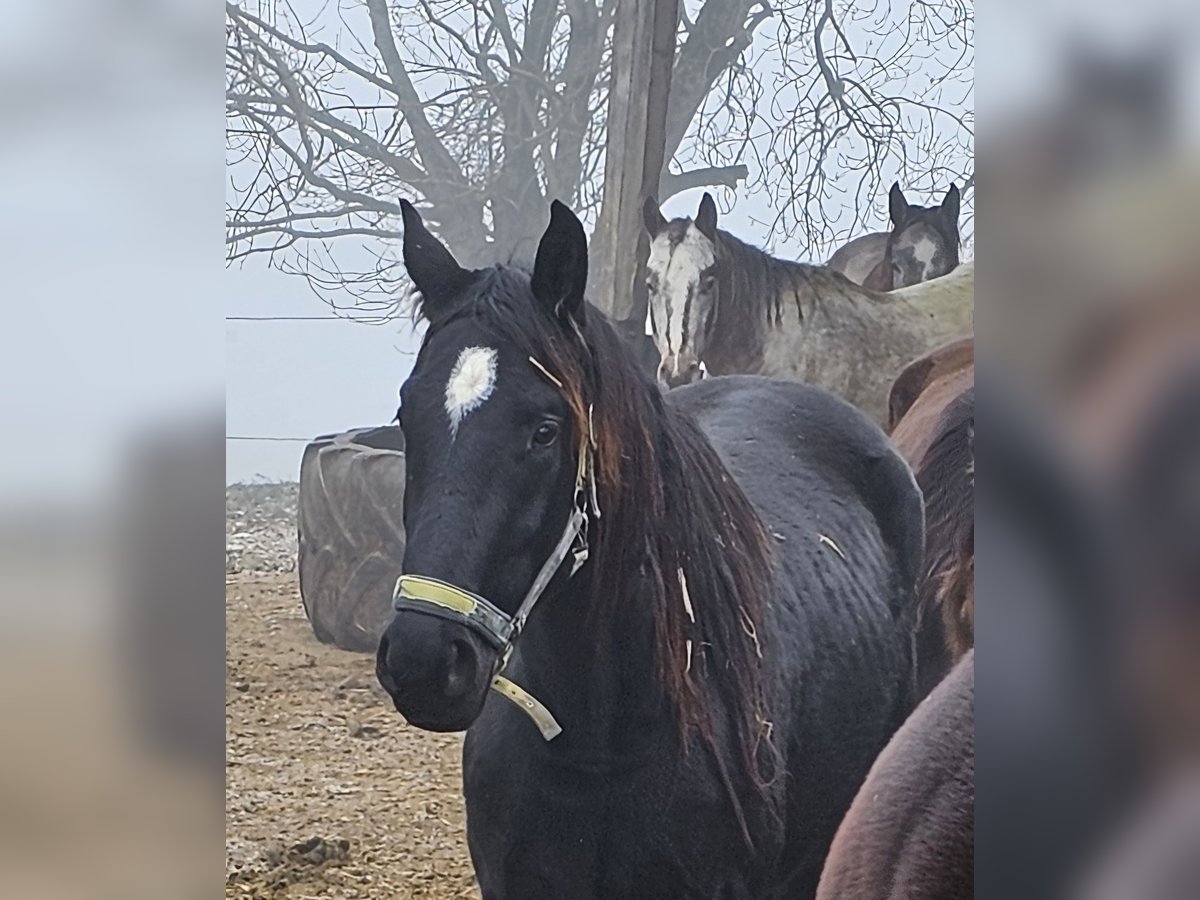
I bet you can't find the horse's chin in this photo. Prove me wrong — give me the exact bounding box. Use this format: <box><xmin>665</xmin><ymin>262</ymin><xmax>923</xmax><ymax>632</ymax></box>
<box><xmin>395</xmin><ymin>700</ymin><xmax>482</xmax><ymax>733</ymax></box>
<box><xmin>387</xmin><ymin>685</ymin><xmax>488</xmax><ymax>733</ymax></box>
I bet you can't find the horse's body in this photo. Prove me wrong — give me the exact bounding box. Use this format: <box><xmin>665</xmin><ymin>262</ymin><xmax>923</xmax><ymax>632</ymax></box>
<box><xmin>816</xmin><ymin>650</ymin><xmax>974</xmax><ymax>900</ymax></box>
<box><xmin>379</xmin><ymin>200</ymin><xmax>925</xmax><ymax>899</ymax></box>
<box><xmin>465</xmin><ymin>376</ymin><xmax>923</xmax><ymax>900</ymax></box>
<box><xmin>827</xmin><ymin>183</ymin><xmax>961</xmax><ymax>291</ymax></box>
<box><xmin>888</xmin><ymin>338</ymin><xmax>975</xmax><ymax>697</ymax></box>
<box><xmin>888</xmin><ymin>336</ymin><xmax>975</xmax><ymax>436</ymax></box>
<box><xmin>825</xmin><ymin>232</ymin><xmax>889</xmax><ymax>286</ymax></box>
<box><xmin>643</xmin><ymin>195</ymin><xmax>972</xmax><ymax>423</ymax></box>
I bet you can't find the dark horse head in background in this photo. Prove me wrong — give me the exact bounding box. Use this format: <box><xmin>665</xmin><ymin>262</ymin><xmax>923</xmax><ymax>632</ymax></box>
<box><xmin>862</xmin><ymin>183</ymin><xmax>961</xmax><ymax>291</ymax></box>
<box><xmin>377</xmin><ymin>198</ymin><xmax>926</xmax><ymax>897</ymax></box>
<box><xmin>828</xmin><ymin>182</ymin><xmax>961</xmax><ymax>292</ymax></box>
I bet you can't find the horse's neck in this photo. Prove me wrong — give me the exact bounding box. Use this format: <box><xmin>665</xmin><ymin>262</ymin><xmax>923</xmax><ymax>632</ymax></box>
<box><xmin>511</xmin><ymin>568</ymin><xmax>672</xmax><ymax>756</ymax></box>
<box><xmin>707</xmin><ymin>234</ymin><xmax>811</xmax><ymax>372</ymax></box>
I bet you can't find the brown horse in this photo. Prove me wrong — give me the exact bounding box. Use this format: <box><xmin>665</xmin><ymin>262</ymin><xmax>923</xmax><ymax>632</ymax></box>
<box><xmin>816</xmin><ymin>649</ymin><xmax>974</xmax><ymax>900</ymax></box>
<box><xmin>889</xmin><ymin>337</ymin><xmax>975</xmax><ymax>698</ymax></box>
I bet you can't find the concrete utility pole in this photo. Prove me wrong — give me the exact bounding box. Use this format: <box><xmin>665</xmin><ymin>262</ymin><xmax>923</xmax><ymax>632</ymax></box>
<box><xmin>587</xmin><ymin>0</ymin><xmax>679</xmax><ymax>335</ymax></box>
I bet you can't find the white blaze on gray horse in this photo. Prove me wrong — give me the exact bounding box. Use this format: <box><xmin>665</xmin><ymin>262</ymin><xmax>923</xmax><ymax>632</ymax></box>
<box><xmin>643</xmin><ymin>193</ymin><xmax>720</xmax><ymax>387</ymax></box>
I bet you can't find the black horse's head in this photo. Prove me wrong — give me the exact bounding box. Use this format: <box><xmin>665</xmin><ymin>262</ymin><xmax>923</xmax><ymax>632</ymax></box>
<box><xmin>377</xmin><ymin>199</ymin><xmax>593</xmax><ymax>732</ymax></box>
<box><xmin>866</xmin><ymin>182</ymin><xmax>961</xmax><ymax>290</ymax></box>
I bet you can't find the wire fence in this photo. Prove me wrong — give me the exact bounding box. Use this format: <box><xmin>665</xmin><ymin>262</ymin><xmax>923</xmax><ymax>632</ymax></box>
<box><xmin>226</xmin><ymin>314</ymin><xmax>407</xmax><ymax>322</ymax></box>
<box><xmin>226</xmin><ymin>435</ymin><xmax>314</xmax><ymax>442</ymax></box>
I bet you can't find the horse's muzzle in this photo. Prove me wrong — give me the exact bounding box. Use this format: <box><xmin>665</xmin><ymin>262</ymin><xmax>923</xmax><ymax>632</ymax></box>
<box><xmin>376</xmin><ymin>612</ymin><xmax>492</xmax><ymax>732</ymax></box>
<box><xmin>659</xmin><ymin>354</ymin><xmax>705</xmax><ymax>389</ymax></box>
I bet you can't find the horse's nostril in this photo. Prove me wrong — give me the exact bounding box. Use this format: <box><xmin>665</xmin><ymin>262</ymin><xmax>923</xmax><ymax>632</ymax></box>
<box><xmin>445</xmin><ymin>638</ymin><xmax>478</xmax><ymax>698</ymax></box>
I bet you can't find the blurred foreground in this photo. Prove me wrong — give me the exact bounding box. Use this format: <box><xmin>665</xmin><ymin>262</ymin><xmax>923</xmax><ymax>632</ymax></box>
<box><xmin>979</xmin><ymin>10</ymin><xmax>1200</xmax><ymax>898</ymax></box>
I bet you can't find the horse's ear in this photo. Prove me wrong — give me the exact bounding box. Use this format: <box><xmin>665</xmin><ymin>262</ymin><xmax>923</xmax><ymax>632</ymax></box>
<box><xmin>695</xmin><ymin>192</ymin><xmax>718</xmax><ymax>241</ymax></box>
<box><xmin>888</xmin><ymin>182</ymin><xmax>910</xmax><ymax>228</ymax></box>
<box><xmin>643</xmin><ymin>196</ymin><xmax>667</xmax><ymax>238</ymax></box>
<box><xmin>941</xmin><ymin>183</ymin><xmax>961</xmax><ymax>229</ymax></box>
<box><xmin>399</xmin><ymin>199</ymin><xmax>474</xmax><ymax>321</ymax></box>
<box><xmin>531</xmin><ymin>200</ymin><xmax>588</xmax><ymax>324</ymax></box>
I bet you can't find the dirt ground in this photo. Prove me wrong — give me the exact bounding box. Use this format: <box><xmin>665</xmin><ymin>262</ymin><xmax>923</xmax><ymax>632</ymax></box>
<box><xmin>226</xmin><ymin>572</ymin><xmax>481</xmax><ymax>899</ymax></box>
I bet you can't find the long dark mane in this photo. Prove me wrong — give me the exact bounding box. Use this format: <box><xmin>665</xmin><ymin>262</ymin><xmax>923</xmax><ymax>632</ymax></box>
<box><xmin>916</xmin><ymin>385</ymin><xmax>975</xmax><ymax>660</ymax></box>
<box><xmin>421</xmin><ymin>265</ymin><xmax>779</xmax><ymax>838</ymax></box>
<box><xmin>696</xmin><ymin>224</ymin><xmax>858</xmax><ymax>342</ymax></box>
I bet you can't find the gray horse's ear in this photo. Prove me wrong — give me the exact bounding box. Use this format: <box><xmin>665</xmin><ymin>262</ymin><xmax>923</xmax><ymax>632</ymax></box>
<box><xmin>399</xmin><ymin>199</ymin><xmax>475</xmax><ymax>321</ymax></box>
<box><xmin>643</xmin><ymin>196</ymin><xmax>667</xmax><ymax>238</ymax></box>
<box><xmin>695</xmin><ymin>193</ymin><xmax>718</xmax><ymax>241</ymax></box>
<box><xmin>941</xmin><ymin>184</ymin><xmax>961</xmax><ymax>228</ymax></box>
<box><xmin>532</xmin><ymin>200</ymin><xmax>588</xmax><ymax>324</ymax></box>
<box><xmin>888</xmin><ymin>182</ymin><xmax>910</xmax><ymax>228</ymax></box>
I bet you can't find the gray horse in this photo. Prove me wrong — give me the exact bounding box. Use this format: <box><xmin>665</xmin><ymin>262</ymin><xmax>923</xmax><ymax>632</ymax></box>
<box><xmin>643</xmin><ymin>194</ymin><xmax>972</xmax><ymax>424</ymax></box>
<box><xmin>827</xmin><ymin>183</ymin><xmax>960</xmax><ymax>290</ymax></box>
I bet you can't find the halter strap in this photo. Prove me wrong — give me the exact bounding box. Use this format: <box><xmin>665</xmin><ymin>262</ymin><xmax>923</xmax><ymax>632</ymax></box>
<box><xmin>390</xmin><ymin>355</ymin><xmax>597</xmax><ymax>741</ymax></box>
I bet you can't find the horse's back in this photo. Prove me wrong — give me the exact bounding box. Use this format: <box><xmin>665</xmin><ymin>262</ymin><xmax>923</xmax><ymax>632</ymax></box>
<box><xmin>669</xmin><ymin>375</ymin><xmax>924</xmax><ymax>596</ymax></box>
<box><xmin>827</xmin><ymin>232</ymin><xmax>889</xmax><ymax>284</ymax></box>
<box><xmin>816</xmin><ymin>650</ymin><xmax>974</xmax><ymax>900</ymax></box>
<box><xmin>890</xmin><ymin>360</ymin><xmax>973</xmax><ymax>505</ymax></box>
<box><xmin>888</xmin><ymin>336</ymin><xmax>975</xmax><ymax>434</ymax></box>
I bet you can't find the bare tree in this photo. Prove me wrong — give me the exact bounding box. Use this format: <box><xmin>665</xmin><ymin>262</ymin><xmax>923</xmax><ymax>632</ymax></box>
<box><xmin>226</xmin><ymin>0</ymin><xmax>972</xmax><ymax>313</ymax></box>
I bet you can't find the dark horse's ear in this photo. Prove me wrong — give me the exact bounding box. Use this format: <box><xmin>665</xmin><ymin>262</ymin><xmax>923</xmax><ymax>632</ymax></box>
<box><xmin>643</xmin><ymin>196</ymin><xmax>667</xmax><ymax>238</ymax></box>
<box><xmin>531</xmin><ymin>200</ymin><xmax>588</xmax><ymax>324</ymax></box>
<box><xmin>941</xmin><ymin>183</ymin><xmax>961</xmax><ymax>230</ymax></box>
<box><xmin>888</xmin><ymin>182</ymin><xmax>910</xmax><ymax>228</ymax></box>
<box><xmin>695</xmin><ymin>192</ymin><xmax>718</xmax><ymax>241</ymax></box>
<box><xmin>399</xmin><ymin>199</ymin><xmax>474</xmax><ymax>321</ymax></box>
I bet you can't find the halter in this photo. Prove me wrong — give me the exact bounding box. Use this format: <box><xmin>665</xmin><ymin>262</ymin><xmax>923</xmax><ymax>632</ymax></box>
<box><xmin>391</xmin><ymin>356</ymin><xmax>600</xmax><ymax>741</ymax></box>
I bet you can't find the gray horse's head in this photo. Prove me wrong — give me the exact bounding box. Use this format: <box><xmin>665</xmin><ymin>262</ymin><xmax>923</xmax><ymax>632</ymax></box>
<box><xmin>642</xmin><ymin>193</ymin><xmax>721</xmax><ymax>389</ymax></box>
<box><xmin>871</xmin><ymin>183</ymin><xmax>961</xmax><ymax>290</ymax></box>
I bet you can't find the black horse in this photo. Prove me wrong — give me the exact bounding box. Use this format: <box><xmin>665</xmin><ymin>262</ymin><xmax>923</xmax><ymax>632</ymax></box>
<box><xmin>376</xmin><ymin>199</ymin><xmax>925</xmax><ymax>899</ymax></box>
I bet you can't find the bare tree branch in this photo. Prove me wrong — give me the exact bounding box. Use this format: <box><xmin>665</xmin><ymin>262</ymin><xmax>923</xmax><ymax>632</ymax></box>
<box><xmin>363</xmin><ymin>0</ymin><xmax>464</xmax><ymax>186</ymax></box>
<box><xmin>226</xmin><ymin>0</ymin><xmax>973</xmax><ymax>311</ymax></box>
<box><xmin>661</xmin><ymin>163</ymin><xmax>749</xmax><ymax>198</ymax></box>
<box><xmin>664</xmin><ymin>0</ymin><xmax>768</xmax><ymax>163</ymax></box>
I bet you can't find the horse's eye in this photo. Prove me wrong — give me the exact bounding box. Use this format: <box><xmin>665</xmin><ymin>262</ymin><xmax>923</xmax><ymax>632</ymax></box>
<box><xmin>531</xmin><ymin>420</ymin><xmax>560</xmax><ymax>448</ymax></box>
